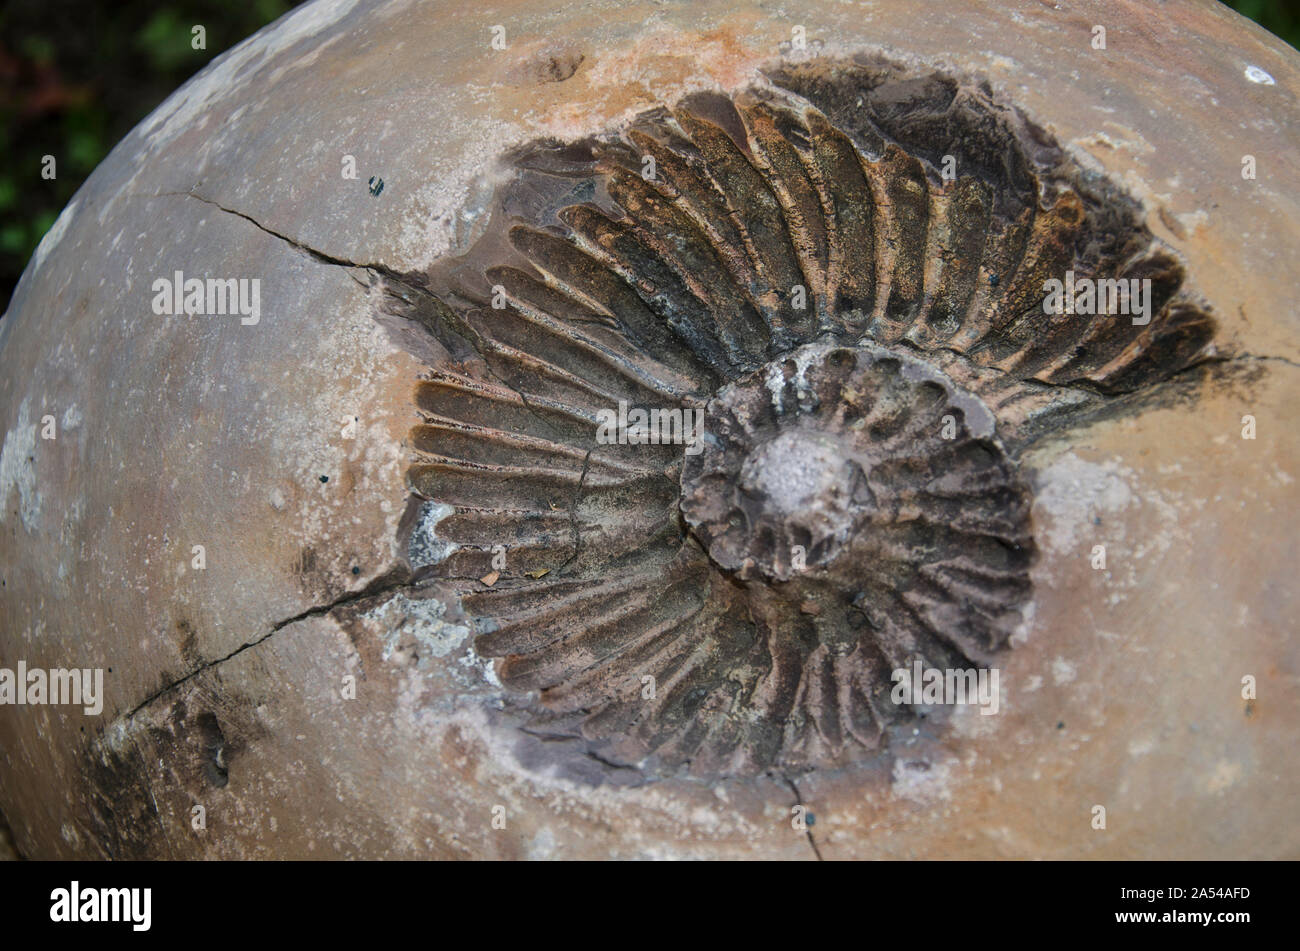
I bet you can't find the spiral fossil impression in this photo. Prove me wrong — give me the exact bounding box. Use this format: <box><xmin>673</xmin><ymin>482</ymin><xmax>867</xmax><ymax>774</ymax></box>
<box><xmin>401</xmin><ymin>61</ymin><xmax>1216</xmax><ymax>778</ymax></box>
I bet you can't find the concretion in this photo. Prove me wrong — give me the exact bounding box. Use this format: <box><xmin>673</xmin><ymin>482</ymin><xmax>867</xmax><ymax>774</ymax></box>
<box><xmin>0</xmin><ymin>0</ymin><xmax>1296</xmax><ymax>859</ymax></box>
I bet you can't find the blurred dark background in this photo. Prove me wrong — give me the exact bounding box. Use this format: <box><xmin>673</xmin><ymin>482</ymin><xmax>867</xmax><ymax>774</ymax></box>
<box><xmin>0</xmin><ymin>0</ymin><xmax>292</xmax><ymax>313</ymax></box>
<box><xmin>0</xmin><ymin>0</ymin><xmax>1296</xmax><ymax>314</ymax></box>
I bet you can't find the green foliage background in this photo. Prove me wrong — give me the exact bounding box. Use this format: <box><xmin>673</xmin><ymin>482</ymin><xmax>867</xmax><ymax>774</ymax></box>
<box><xmin>0</xmin><ymin>0</ymin><xmax>1295</xmax><ymax>313</ymax></box>
<box><xmin>0</xmin><ymin>0</ymin><xmax>290</xmax><ymax>311</ymax></box>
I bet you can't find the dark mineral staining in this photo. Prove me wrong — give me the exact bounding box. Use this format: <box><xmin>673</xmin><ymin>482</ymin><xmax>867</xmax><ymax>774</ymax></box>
<box><xmin>83</xmin><ymin>735</ymin><xmax>162</xmax><ymax>860</ymax></box>
<box><xmin>176</xmin><ymin>618</ymin><xmax>201</xmax><ymax>667</ymax></box>
<box><xmin>399</xmin><ymin>60</ymin><xmax>1216</xmax><ymax>779</ymax></box>
<box><xmin>78</xmin><ymin>700</ymin><xmax>244</xmax><ymax>858</ymax></box>
<box><xmin>540</xmin><ymin>51</ymin><xmax>584</xmax><ymax>83</ymax></box>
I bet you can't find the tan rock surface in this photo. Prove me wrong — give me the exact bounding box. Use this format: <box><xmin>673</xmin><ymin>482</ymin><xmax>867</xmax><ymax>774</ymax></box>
<box><xmin>0</xmin><ymin>0</ymin><xmax>1296</xmax><ymax>858</ymax></box>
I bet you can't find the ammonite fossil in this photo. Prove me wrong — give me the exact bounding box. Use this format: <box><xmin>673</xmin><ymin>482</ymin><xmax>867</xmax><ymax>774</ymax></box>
<box><xmin>402</xmin><ymin>67</ymin><xmax>1213</xmax><ymax>778</ymax></box>
<box><xmin>0</xmin><ymin>0</ymin><xmax>1296</xmax><ymax>860</ymax></box>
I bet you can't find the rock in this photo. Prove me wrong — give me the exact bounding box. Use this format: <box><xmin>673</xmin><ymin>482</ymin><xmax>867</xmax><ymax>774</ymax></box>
<box><xmin>0</xmin><ymin>0</ymin><xmax>1296</xmax><ymax>859</ymax></box>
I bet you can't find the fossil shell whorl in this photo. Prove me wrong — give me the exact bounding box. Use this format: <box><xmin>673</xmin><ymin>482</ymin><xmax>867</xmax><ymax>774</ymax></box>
<box><xmin>404</xmin><ymin>60</ymin><xmax>1216</xmax><ymax>779</ymax></box>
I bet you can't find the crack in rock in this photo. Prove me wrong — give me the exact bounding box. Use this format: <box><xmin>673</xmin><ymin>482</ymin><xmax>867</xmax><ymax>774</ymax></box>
<box><xmin>125</xmin><ymin>570</ymin><xmax>418</xmax><ymax>719</ymax></box>
<box><xmin>158</xmin><ymin>189</ymin><xmax>408</xmax><ymax>281</ymax></box>
<box><xmin>783</xmin><ymin>775</ymin><xmax>824</xmax><ymax>861</ymax></box>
